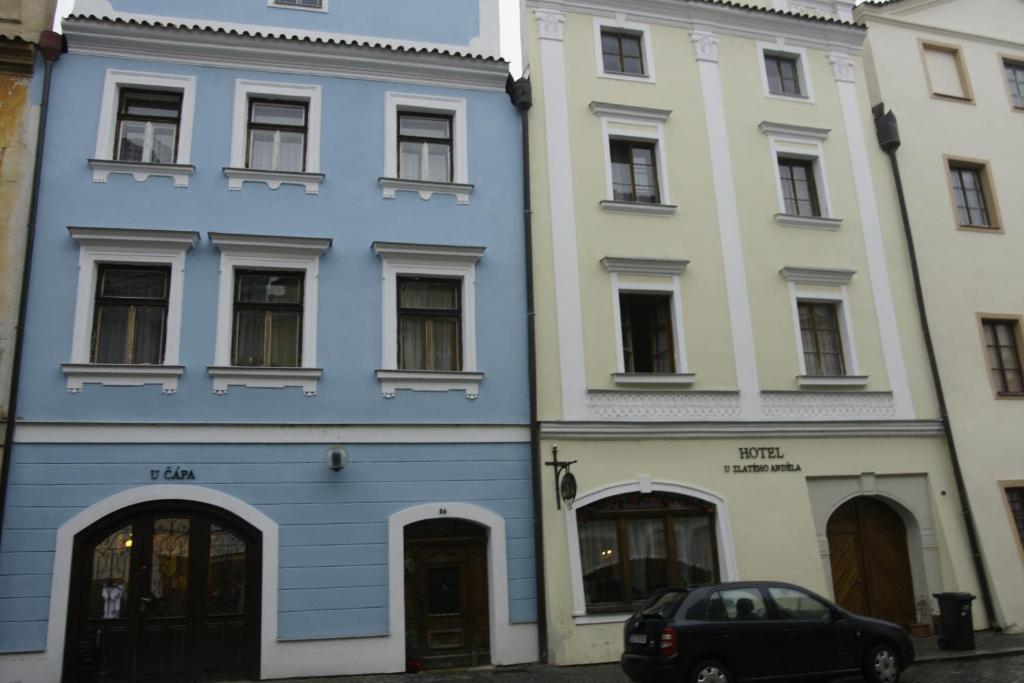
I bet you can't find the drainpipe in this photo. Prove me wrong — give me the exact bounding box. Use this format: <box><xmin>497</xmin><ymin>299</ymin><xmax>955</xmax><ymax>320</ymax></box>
<box><xmin>0</xmin><ymin>30</ymin><xmax>63</xmax><ymax>545</ymax></box>
<box><xmin>872</xmin><ymin>103</ymin><xmax>998</xmax><ymax>630</ymax></box>
<box><xmin>509</xmin><ymin>75</ymin><xmax>547</xmax><ymax>664</ymax></box>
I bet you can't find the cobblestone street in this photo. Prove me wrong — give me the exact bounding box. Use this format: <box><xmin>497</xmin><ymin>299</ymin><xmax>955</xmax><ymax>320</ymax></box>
<box><xmin>267</xmin><ymin>652</ymin><xmax>1024</xmax><ymax>683</ymax></box>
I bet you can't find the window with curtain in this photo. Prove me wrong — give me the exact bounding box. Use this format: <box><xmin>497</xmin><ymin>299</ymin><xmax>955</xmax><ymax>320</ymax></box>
<box><xmin>91</xmin><ymin>265</ymin><xmax>170</xmax><ymax>365</ymax></box>
<box><xmin>397</xmin><ymin>277</ymin><xmax>461</xmax><ymax>371</ymax></box>
<box><xmin>764</xmin><ymin>53</ymin><xmax>803</xmax><ymax>96</ymax></box>
<box><xmin>398</xmin><ymin>112</ymin><xmax>453</xmax><ymax>183</ymax></box>
<box><xmin>115</xmin><ymin>89</ymin><xmax>182</xmax><ymax>164</ymax></box>
<box><xmin>577</xmin><ymin>492</ymin><xmax>718</xmax><ymax>612</ymax></box>
<box><xmin>949</xmin><ymin>164</ymin><xmax>993</xmax><ymax>228</ymax></box>
<box><xmin>246</xmin><ymin>99</ymin><xmax>307</xmax><ymax>172</ymax></box>
<box><xmin>798</xmin><ymin>301</ymin><xmax>845</xmax><ymax>377</ymax></box>
<box><xmin>778</xmin><ymin>157</ymin><xmax>821</xmax><ymax>217</ymax></box>
<box><xmin>981</xmin><ymin>319</ymin><xmax>1024</xmax><ymax>395</ymax></box>
<box><xmin>610</xmin><ymin>139</ymin><xmax>659</xmax><ymax>203</ymax></box>
<box><xmin>231</xmin><ymin>270</ymin><xmax>303</xmax><ymax>367</ymax></box>
<box><xmin>620</xmin><ymin>292</ymin><xmax>675</xmax><ymax>373</ymax></box>
<box><xmin>601</xmin><ymin>29</ymin><xmax>645</xmax><ymax>76</ymax></box>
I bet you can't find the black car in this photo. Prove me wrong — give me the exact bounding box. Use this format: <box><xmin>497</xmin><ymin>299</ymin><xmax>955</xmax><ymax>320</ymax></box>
<box><xmin>621</xmin><ymin>581</ymin><xmax>914</xmax><ymax>683</ymax></box>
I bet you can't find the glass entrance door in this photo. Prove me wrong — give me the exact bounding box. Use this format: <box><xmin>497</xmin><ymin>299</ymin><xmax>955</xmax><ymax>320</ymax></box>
<box><xmin>65</xmin><ymin>504</ymin><xmax>259</xmax><ymax>683</ymax></box>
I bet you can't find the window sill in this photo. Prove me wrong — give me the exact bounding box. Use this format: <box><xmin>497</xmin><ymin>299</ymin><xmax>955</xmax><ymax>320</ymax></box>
<box><xmin>223</xmin><ymin>167</ymin><xmax>324</xmax><ymax>194</ymax></box>
<box><xmin>796</xmin><ymin>375</ymin><xmax>869</xmax><ymax>388</ymax></box>
<box><xmin>379</xmin><ymin>177</ymin><xmax>474</xmax><ymax>205</ymax></box>
<box><xmin>598</xmin><ymin>72</ymin><xmax>655</xmax><ymax>84</ymax></box>
<box><xmin>599</xmin><ymin>200</ymin><xmax>677</xmax><ymax>216</ymax></box>
<box><xmin>956</xmin><ymin>224</ymin><xmax>1003</xmax><ymax>234</ymax></box>
<box><xmin>764</xmin><ymin>92</ymin><xmax>815</xmax><ymax>104</ymax></box>
<box><xmin>612</xmin><ymin>372</ymin><xmax>696</xmax><ymax>387</ymax></box>
<box><xmin>207</xmin><ymin>366</ymin><xmax>322</xmax><ymax>395</ymax></box>
<box><xmin>62</xmin><ymin>363</ymin><xmax>184</xmax><ymax>394</ymax></box>
<box><xmin>375</xmin><ymin>369</ymin><xmax>483</xmax><ymax>399</ymax></box>
<box><xmin>89</xmin><ymin>159</ymin><xmax>195</xmax><ymax>188</ymax></box>
<box><xmin>573</xmin><ymin>613</ymin><xmax>631</xmax><ymax>625</ymax></box>
<box><xmin>774</xmin><ymin>213</ymin><xmax>842</xmax><ymax>231</ymax></box>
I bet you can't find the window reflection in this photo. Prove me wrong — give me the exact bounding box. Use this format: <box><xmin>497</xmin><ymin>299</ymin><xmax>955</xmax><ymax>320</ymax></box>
<box><xmin>89</xmin><ymin>525</ymin><xmax>133</xmax><ymax>620</ymax></box>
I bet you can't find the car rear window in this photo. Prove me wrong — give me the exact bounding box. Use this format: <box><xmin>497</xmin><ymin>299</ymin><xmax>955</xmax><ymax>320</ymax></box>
<box><xmin>640</xmin><ymin>589</ymin><xmax>688</xmax><ymax>618</ymax></box>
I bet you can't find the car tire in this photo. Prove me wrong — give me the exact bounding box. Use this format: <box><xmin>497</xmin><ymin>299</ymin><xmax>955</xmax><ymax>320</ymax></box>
<box><xmin>689</xmin><ymin>660</ymin><xmax>732</xmax><ymax>683</ymax></box>
<box><xmin>863</xmin><ymin>642</ymin><xmax>901</xmax><ymax>683</ymax></box>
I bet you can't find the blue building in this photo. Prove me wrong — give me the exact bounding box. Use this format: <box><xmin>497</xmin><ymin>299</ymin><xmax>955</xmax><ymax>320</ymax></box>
<box><xmin>0</xmin><ymin>1</ymin><xmax>536</xmax><ymax>680</ymax></box>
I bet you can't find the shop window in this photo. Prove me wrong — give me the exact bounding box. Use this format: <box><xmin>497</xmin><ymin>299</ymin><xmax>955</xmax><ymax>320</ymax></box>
<box><xmin>577</xmin><ymin>492</ymin><xmax>718</xmax><ymax>613</ymax></box>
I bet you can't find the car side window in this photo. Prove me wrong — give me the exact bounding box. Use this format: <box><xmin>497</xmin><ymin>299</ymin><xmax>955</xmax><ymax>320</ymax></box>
<box><xmin>767</xmin><ymin>586</ymin><xmax>831</xmax><ymax>621</ymax></box>
<box><xmin>706</xmin><ymin>588</ymin><xmax>768</xmax><ymax>621</ymax></box>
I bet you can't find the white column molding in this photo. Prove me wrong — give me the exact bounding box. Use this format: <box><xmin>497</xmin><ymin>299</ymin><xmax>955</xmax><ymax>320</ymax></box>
<box><xmin>534</xmin><ymin>9</ymin><xmax>566</xmax><ymax>41</ymax></box>
<box><xmin>690</xmin><ymin>31</ymin><xmax>719</xmax><ymax>63</ymax></box>
<box><xmin>691</xmin><ymin>30</ymin><xmax>762</xmax><ymax>418</ymax></box>
<box><xmin>537</xmin><ymin>7</ymin><xmax>587</xmax><ymax>420</ymax></box>
<box><xmin>832</xmin><ymin>68</ymin><xmax>914</xmax><ymax>419</ymax></box>
<box><xmin>828</xmin><ymin>51</ymin><xmax>856</xmax><ymax>83</ymax></box>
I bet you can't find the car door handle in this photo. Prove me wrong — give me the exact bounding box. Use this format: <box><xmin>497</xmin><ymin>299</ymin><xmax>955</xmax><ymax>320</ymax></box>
<box><xmin>717</xmin><ymin>629</ymin><xmax>733</xmax><ymax>638</ymax></box>
<box><xmin>785</xmin><ymin>627</ymin><xmax>800</xmax><ymax>635</ymax></box>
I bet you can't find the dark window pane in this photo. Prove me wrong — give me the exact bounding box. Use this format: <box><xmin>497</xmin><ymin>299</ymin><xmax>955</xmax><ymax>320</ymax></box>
<box><xmin>983</xmin><ymin>320</ymin><xmax>1024</xmax><ymax>395</ymax></box>
<box><xmin>100</xmin><ymin>269</ymin><xmax>168</xmax><ymax>300</ymax></box>
<box><xmin>673</xmin><ymin>516</ymin><xmax>715</xmax><ymax>585</ymax></box>
<box><xmin>600</xmin><ymin>30</ymin><xmax>645</xmax><ymax>76</ymax></box>
<box><xmin>950</xmin><ymin>166</ymin><xmax>992</xmax><ymax>227</ymax></box>
<box><xmin>121</xmin><ymin>93</ymin><xmax>181</xmax><ymax>119</ymax></box>
<box><xmin>1007</xmin><ymin>488</ymin><xmax>1024</xmax><ymax>547</ymax></box>
<box><xmin>208</xmin><ymin>526</ymin><xmax>247</xmax><ymax>615</ymax></box>
<box><xmin>579</xmin><ymin>519</ymin><xmax>623</xmax><ymax>607</ymax></box>
<box><xmin>397</xmin><ymin>278</ymin><xmax>461</xmax><ymax>371</ymax></box>
<box><xmin>234</xmin><ymin>309</ymin><xmax>266</xmax><ymax>367</ymax></box>
<box><xmin>1006</xmin><ymin>62</ymin><xmax>1024</xmax><ymax>108</ymax></box>
<box><xmin>115</xmin><ymin>90</ymin><xmax>182</xmax><ymax>163</ymax></box>
<box><xmin>609</xmin><ymin>139</ymin><xmax>659</xmax><ymax>204</ymax></box>
<box><xmin>89</xmin><ymin>526</ymin><xmax>133</xmax><ymax>620</ymax></box>
<box><xmin>399</xmin><ymin>317</ymin><xmax>427</xmax><ymax>370</ymax></box>
<box><xmin>627</xmin><ymin>518</ymin><xmax>668</xmax><ymax>601</ymax></box>
<box><xmin>799</xmin><ymin>302</ymin><xmax>845</xmax><ymax>376</ymax></box>
<box><xmin>132</xmin><ymin>306</ymin><xmax>166</xmax><ymax>365</ymax></box>
<box><xmin>399</xmin><ymin>115</ymin><xmax>450</xmax><ymax>139</ymax></box>
<box><xmin>92</xmin><ymin>266</ymin><xmax>169</xmax><ymax>365</ymax></box>
<box><xmin>620</xmin><ymin>293</ymin><xmax>675</xmax><ymax>373</ymax></box>
<box><xmin>236</xmin><ymin>273</ymin><xmax>302</xmax><ymax>304</ymax></box>
<box><xmin>778</xmin><ymin>158</ymin><xmax>820</xmax><ymax>217</ymax></box>
<box><xmin>251</xmin><ymin>101</ymin><xmax>306</xmax><ymax>127</ymax></box>
<box><xmin>768</xmin><ymin>586</ymin><xmax>831</xmax><ymax>621</ymax></box>
<box><xmin>268</xmin><ymin>311</ymin><xmax>301</xmax><ymax>367</ymax></box>
<box><xmin>766</xmin><ymin>54</ymin><xmax>802</xmax><ymax>96</ymax></box>
<box><xmin>149</xmin><ymin>518</ymin><xmax>190</xmax><ymax>618</ymax></box>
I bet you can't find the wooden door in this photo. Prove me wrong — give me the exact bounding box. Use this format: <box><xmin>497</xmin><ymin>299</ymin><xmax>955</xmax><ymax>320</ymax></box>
<box><xmin>405</xmin><ymin>520</ymin><xmax>490</xmax><ymax>670</ymax></box>
<box><xmin>827</xmin><ymin>497</ymin><xmax>915</xmax><ymax>626</ymax></box>
<box><xmin>64</xmin><ymin>504</ymin><xmax>259</xmax><ymax>683</ymax></box>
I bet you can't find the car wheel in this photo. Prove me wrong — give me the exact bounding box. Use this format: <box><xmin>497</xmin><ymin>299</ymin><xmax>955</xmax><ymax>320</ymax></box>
<box><xmin>864</xmin><ymin>643</ymin><xmax>901</xmax><ymax>683</ymax></box>
<box><xmin>690</xmin><ymin>660</ymin><xmax>731</xmax><ymax>683</ymax></box>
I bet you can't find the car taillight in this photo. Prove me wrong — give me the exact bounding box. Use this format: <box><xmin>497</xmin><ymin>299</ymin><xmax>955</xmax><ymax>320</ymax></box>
<box><xmin>659</xmin><ymin>626</ymin><xmax>678</xmax><ymax>656</ymax></box>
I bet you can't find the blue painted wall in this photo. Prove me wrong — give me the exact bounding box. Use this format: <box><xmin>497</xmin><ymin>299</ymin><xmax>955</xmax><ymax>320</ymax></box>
<box><xmin>96</xmin><ymin>0</ymin><xmax>483</xmax><ymax>47</ymax></box>
<box><xmin>0</xmin><ymin>5</ymin><xmax>533</xmax><ymax>659</ymax></box>
<box><xmin>0</xmin><ymin>443</ymin><xmax>536</xmax><ymax>651</ymax></box>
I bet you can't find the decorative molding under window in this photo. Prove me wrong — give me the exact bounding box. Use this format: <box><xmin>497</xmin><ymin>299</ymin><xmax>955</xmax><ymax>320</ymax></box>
<box><xmin>223</xmin><ymin>167</ymin><xmax>324</xmax><ymax>194</ymax></box>
<box><xmin>599</xmin><ymin>200</ymin><xmax>677</xmax><ymax>215</ymax></box>
<box><xmin>586</xmin><ymin>390</ymin><xmax>742</xmax><ymax>421</ymax></box>
<box><xmin>612</xmin><ymin>373</ymin><xmax>696</xmax><ymax>387</ymax></box>
<box><xmin>375</xmin><ymin>369</ymin><xmax>484</xmax><ymax>399</ymax></box>
<box><xmin>796</xmin><ymin>375</ymin><xmax>869</xmax><ymax>388</ymax></box>
<box><xmin>208</xmin><ymin>366</ymin><xmax>322</xmax><ymax>397</ymax></box>
<box><xmin>62</xmin><ymin>364</ymin><xmax>184</xmax><ymax>395</ymax></box>
<box><xmin>89</xmin><ymin>160</ymin><xmax>195</xmax><ymax>188</ymax></box>
<box><xmin>379</xmin><ymin>177</ymin><xmax>474</xmax><ymax>205</ymax></box>
<box><xmin>775</xmin><ymin>213</ymin><xmax>842</xmax><ymax>230</ymax></box>
<box><xmin>780</xmin><ymin>266</ymin><xmax>856</xmax><ymax>286</ymax></box>
<box><xmin>761</xmin><ymin>391</ymin><xmax>896</xmax><ymax>420</ymax></box>
<box><xmin>601</xmin><ymin>257</ymin><xmax>689</xmax><ymax>276</ymax></box>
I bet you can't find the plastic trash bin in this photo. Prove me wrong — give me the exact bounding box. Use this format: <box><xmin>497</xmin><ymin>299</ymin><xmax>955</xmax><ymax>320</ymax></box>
<box><xmin>933</xmin><ymin>592</ymin><xmax>976</xmax><ymax>650</ymax></box>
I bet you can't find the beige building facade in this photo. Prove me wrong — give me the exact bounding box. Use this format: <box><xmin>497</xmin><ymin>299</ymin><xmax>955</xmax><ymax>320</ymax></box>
<box><xmin>523</xmin><ymin>0</ymin><xmax>986</xmax><ymax>665</ymax></box>
<box><xmin>857</xmin><ymin>0</ymin><xmax>1024</xmax><ymax>633</ymax></box>
<box><xmin>0</xmin><ymin>0</ymin><xmax>58</xmax><ymax>467</ymax></box>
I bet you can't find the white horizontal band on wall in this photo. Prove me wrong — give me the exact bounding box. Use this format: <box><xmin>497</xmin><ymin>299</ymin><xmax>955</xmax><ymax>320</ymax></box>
<box><xmin>13</xmin><ymin>423</ymin><xmax>531</xmax><ymax>444</ymax></box>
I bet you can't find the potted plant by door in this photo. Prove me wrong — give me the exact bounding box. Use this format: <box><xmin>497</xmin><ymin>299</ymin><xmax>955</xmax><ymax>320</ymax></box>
<box><xmin>908</xmin><ymin>595</ymin><xmax>934</xmax><ymax>638</ymax></box>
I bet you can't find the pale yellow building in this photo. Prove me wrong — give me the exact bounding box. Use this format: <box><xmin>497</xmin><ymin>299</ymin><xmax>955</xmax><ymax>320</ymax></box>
<box><xmin>523</xmin><ymin>0</ymin><xmax>986</xmax><ymax>665</ymax></box>
<box><xmin>0</xmin><ymin>0</ymin><xmax>58</xmax><ymax>469</ymax></box>
<box><xmin>857</xmin><ymin>0</ymin><xmax>1024</xmax><ymax>633</ymax></box>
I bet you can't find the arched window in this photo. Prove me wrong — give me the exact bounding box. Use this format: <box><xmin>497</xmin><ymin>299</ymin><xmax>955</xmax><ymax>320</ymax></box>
<box><xmin>576</xmin><ymin>492</ymin><xmax>719</xmax><ymax>613</ymax></box>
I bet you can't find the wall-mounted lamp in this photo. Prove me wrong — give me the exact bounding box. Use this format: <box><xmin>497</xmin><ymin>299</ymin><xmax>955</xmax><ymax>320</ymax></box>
<box><xmin>326</xmin><ymin>446</ymin><xmax>349</xmax><ymax>472</ymax></box>
<box><xmin>545</xmin><ymin>445</ymin><xmax>578</xmax><ymax>509</ymax></box>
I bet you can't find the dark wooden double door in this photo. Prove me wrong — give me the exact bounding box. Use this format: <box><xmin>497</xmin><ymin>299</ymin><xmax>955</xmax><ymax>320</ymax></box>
<box><xmin>64</xmin><ymin>503</ymin><xmax>260</xmax><ymax>683</ymax></box>
<box><xmin>405</xmin><ymin>519</ymin><xmax>490</xmax><ymax>670</ymax></box>
<box><xmin>827</xmin><ymin>496</ymin><xmax>916</xmax><ymax>626</ymax></box>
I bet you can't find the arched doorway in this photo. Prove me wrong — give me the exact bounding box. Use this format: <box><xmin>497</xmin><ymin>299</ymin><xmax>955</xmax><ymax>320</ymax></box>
<box><xmin>404</xmin><ymin>519</ymin><xmax>490</xmax><ymax>670</ymax></box>
<box><xmin>62</xmin><ymin>501</ymin><xmax>261</xmax><ymax>683</ymax></box>
<box><xmin>827</xmin><ymin>497</ymin><xmax>915</xmax><ymax>625</ymax></box>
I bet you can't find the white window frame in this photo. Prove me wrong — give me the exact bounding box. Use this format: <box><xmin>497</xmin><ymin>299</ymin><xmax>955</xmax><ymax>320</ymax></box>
<box><xmin>780</xmin><ymin>266</ymin><xmax>867</xmax><ymax>387</ymax></box>
<box><xmin>589</xmin><ymin>101</ymin><xmax>675</xmax><ymax>215</ymax></box>
<box><xmin>380</xmin><ymin>92</ymin><xmax>473</xmax><ymax>205</ymax></box>
<box><xmin>759</xmin><ymin>121</ymin><xmax>840</xmax><ymax>230</ymax></box>
<box><xmin>208</xmin><ymin>232</ymin><xmax>331</xmax><ymax>395</ymax></box>
<box><xmin>592</xmin><ymin>15</ymin><xmax>656</xmax><ymax>83</ymax></box>
<box><xmin>90</xmin><ymin>70</ymin><xmax>197</xmax><ymax>187</ymax></box>
<box><xmin>601</xmin><ymin>257</ymin><xmax>693</xmax><ymax>386</ymax></box>
<box><xmin>63</xmin><ymin>227</ymin><xmax>198</xmax><ymax>394</ymax></box>
<box><xmin>268</xmin><ymin>0</ymin><xmax>328</xmax><ymax>12</ymax></box>
<box><xmin>757</xmin><ymin>40</ymin><xmax>816</xmax><ymax>104</ymax></box>
<box><xmin>225</xmin><ymin>80</ymin><xmax>324</xmax><ymax>194</ymax></box>
<box><xmin>373</xmin><ymin>242</ymin><xmax>485</xmax><ymax>398</ymax></box>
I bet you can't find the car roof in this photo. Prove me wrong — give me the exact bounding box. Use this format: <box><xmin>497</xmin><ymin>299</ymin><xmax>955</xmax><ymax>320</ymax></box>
<box><xmin>659</xmin><ymin>581</ymin><xmax>826</xmax><ymax>599</ymax></box>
